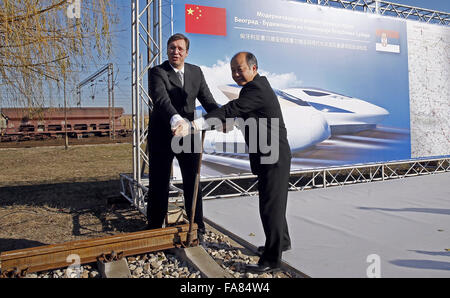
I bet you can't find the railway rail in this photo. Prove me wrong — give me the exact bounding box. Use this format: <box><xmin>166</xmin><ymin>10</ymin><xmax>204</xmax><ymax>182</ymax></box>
<box><xmin>0</xmin><ymin>221</ymin><xmax>306</xmax><ymax>279</ymax></box>
<box><xmin>0</xmin><ymin>223</ymin><xmax>197</xmax><ymax>278</ymax></box>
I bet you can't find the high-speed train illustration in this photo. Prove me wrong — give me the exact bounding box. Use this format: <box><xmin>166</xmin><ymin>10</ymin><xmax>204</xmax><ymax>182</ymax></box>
<box><xmin>173</xmin><ymin>84</ymin><xmax>390</xmax><ymax>177</ymax></box>
<box><xmin>196</xmin><ymin>84</ymin><xmax>331</xmax><ymax>155</ymax></box>
<box><xmin>281</xmin><ymin>87</ymin><xmax>390</xmax><ymax>135</ymax></box>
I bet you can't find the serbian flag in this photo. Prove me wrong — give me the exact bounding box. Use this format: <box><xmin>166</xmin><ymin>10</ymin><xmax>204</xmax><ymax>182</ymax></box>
<box><xmin>185</xmin><ymin>4</ymin><xmax>226</xmax><ymax>36</ymax></box>
<box><xmin>375</xmin><ymin>29</ymin><xmax>400</xmax><ymax>53</ymax></box>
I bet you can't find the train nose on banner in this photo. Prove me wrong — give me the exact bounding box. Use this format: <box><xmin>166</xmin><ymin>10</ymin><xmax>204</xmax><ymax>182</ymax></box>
<box><xmin>282</xmin><ymin>105</ymin><xmax>331</xmax><ymax>152</ymax></box>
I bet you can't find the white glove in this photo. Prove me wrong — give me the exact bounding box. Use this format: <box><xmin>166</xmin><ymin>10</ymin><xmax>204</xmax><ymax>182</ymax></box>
<box><xmin>172</xmin><ymin>119</ymin><xmax>190</xmax><ymax>137</ymax></box>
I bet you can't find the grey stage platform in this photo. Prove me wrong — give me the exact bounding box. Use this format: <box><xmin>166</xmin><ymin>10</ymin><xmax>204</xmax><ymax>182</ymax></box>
<box><xmin>203</xmin><ymin>172</ymin><xmax>450</xmax><ymax>277</ymax></box>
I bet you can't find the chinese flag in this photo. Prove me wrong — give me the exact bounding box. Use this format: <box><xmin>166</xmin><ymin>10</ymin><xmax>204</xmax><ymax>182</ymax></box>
<box><xmin>185</xmin><ymin>4</ymin><xmax>226</xmax><ymax>36</ymax></box>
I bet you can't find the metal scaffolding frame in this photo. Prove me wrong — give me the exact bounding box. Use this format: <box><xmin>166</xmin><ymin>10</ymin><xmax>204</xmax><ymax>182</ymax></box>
<box><xmin>127</xmin><ymin>0</ymin><xmax>174</xmax><ymax>215</ymax></box>
<box><xmin>122</xmin><ymin>0</ymin><xmax>450</xmax><ymax>217</ymax></box>
<box><xmin>121</xmin><ymin>157</ymin><xmax>450</xmax><ymax>215</ymax></box>
<box><xmin>299</xmin><ymin>0</ymin><xmax>449</xmax><ymax>25</ymax></box>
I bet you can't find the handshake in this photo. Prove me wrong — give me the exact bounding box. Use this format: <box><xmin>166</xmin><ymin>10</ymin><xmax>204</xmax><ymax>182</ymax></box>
<box><xmin>171</xmin><ymin>119</ymin><xmax>197</xmax><ymax>137</ymax></box>
<box><xmin>172</xmin><ymin>118</ymin><xmax>234</xmax><ymax>137</ymax></box>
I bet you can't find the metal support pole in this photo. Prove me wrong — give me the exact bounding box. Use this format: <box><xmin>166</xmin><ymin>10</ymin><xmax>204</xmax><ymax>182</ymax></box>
<box><xmin>109</xmin><ymin>63</ymin><xmax>115</xmax><ymax>140</ymax></box>
<box><xmin>76</xmin><ymin>63</ymin><xmax>114</xmax><ymax>139</ymax></box>
<box><xmin>64</xmin><ymin>75</ymin><xmax>68</xmax><ymax>150</ymax></box>
<box><xmin>187</xmin><ymin>131</ymin><xmax>206</xmax><ymax>246</ymax></box>
<box><xmin>108</xmin><ymin>65</ymin><xmax>112</xmax><ymax>139</ymax></box>
<box><xmin>132</xmin><ymin>0</ymin><xmax>139</xmax><ymax>182</ymax></box>
<box><xmin>158</xmin><ymin>0</ymin><xmax>163</xmax><ymax>65</ymax></box>
<box><xmin>170</xmin><ymin>0</ymin><xmax>174</xmax><ymax>36</ymax></box>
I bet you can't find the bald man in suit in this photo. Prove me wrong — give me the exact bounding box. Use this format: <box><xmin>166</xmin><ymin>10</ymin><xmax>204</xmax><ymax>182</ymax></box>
<box><xmin>182</xmin><ymin>52</ymin><xmax>292</xmax><ymax>273</ymax></box>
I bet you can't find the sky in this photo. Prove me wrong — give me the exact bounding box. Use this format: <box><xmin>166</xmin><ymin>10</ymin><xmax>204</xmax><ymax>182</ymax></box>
<box><xmin>390</xmin><ymin>0</ymin><xmax>450</xmax><ymax>12</ymax></box>
<box><xmin>77</xmin><ymin>0</ymin><xmax>449</xmax><ymax>114</ymax></box>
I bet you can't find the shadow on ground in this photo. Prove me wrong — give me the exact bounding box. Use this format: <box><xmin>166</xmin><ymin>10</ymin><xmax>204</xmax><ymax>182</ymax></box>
<box><xmin>0</xmin><ymin>180</ymin><xmax>147</xmax><ymax>252</ymax></box>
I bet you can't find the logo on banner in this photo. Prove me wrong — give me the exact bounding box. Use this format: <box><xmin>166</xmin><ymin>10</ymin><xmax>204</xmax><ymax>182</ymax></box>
<box><xmin>185</xmin><ymin>4</ymin><xmax>227</xmax><ymax>36</ymax></box>
<box><xmin>375</xmin><ymin>29</ymin><xmax>400</xmax><ymax>53</ymax></box>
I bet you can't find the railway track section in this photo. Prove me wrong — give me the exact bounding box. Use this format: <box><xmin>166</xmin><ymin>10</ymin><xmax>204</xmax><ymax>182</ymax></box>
<box><xmin>0</xmin><ymin>224</ymin><xmax>197</xmax><ymax>278</ymax></box>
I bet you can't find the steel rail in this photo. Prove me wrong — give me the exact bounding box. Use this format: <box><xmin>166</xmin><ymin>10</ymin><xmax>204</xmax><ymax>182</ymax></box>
<box><xmin>0</xmin><ymin>223</ymin><xmax>197</xmax><ymax>278</ymax></box>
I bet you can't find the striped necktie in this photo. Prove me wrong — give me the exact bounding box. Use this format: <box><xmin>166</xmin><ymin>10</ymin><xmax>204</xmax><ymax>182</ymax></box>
<box><xmin>177</xmin><ymin>71</ymin><xmax>184</xmax><ymax>87</ymax></box>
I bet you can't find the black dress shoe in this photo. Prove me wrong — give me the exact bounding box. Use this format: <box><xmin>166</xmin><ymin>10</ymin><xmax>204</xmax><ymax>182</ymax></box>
<box><xmin>256</xmin><ymin>245</ymin><xmax>291</xmax><ymax>256</ymax></box>
<box><xmin>197</xmin><ymin>228</ymin><xmax>206</xmax><ymax>244</ymax></box>
<box><xmin>245</xmin><ymin>263</ymin><xmax>280</xmax><ymax>273</ymax></box>
<box><xmin>197</xmin><ymin>232</ymin><xmax>204</xmax><ymax>244</ymax></box>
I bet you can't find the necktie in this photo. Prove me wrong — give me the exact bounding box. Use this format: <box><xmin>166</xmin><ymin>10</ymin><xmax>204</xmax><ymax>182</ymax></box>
<box><xmin>177</xmin><ymin>71</ymin><xmax>184</xmax><ymax>87</ymax></box>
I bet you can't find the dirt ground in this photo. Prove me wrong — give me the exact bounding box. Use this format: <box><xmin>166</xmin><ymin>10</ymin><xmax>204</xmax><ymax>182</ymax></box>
<box><xmin>0</xmin><ymin>139</ymin><xmax>149</xmax><ymax>253</ymax></box>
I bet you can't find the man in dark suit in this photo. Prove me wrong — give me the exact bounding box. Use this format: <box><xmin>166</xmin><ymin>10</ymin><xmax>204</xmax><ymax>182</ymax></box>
<box><xmin>147</xmin><ymin>33</ymin><xmax>219</xmax><ymax>238</ymax></box>
<box><xmin>185</xmin><ymin>52</ymin><xmax>292</xmax><ymax>273</ymax></box>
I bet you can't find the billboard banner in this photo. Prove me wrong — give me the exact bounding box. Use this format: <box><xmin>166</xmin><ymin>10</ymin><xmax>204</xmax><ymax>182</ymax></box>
<box><xmin>171</xmin><ymin>0</ymin><xmax>411</xmax><ymax>178</ymax></box>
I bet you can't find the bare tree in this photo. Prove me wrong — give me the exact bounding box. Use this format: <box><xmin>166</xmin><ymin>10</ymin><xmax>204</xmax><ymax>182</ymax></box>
<box><xmin>0</xmin><ymin>0</ymin><xmax>116</xmax><ymax>108</ymax></box>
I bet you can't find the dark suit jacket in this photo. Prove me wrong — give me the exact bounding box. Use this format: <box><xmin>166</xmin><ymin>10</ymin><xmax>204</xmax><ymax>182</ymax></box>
<box><xmin>204</xmin><ymin>74</ymin><xmax>291</xmax><ymax>175</ymax></box>
<box><xmin>148</xmin><ymin>61</ymin><xmax>219</xmax><ymax>148</ymax></box>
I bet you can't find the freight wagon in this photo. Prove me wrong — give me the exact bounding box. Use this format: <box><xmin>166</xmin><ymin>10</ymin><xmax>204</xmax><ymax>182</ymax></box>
<box><xmin>120</xmin><ymin>114</ymin><xmax>149</xmax><ymax>131</ymax></box>
<box><xmin>0</xmin><ymin>107</ymin><xmax>129</xmax><ymax>142</ymax></box>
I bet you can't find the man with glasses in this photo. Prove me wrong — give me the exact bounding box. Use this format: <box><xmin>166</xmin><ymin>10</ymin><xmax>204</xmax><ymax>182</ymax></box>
<box><xmin>146</xmin><ymin>33</ymin><xmax>219</xmax><ymax>241</ymax></box>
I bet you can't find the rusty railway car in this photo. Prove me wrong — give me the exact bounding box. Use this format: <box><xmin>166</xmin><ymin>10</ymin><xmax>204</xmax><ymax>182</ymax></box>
<box><xmin>120</xmin><ymin>114</ymin><xmax>149</xmax><ymax>131</ymax></box>
<box><xmin>0</xmin><ymin>107</ymin><xmax>129</xmax><ymax>142</ymax></box>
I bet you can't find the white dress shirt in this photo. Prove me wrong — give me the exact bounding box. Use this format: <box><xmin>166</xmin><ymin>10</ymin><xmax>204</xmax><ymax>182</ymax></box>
<box><xmin>169</xmin><ymin>65</ymin><xmax>185</xmax><ymax>128</ymax></box>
